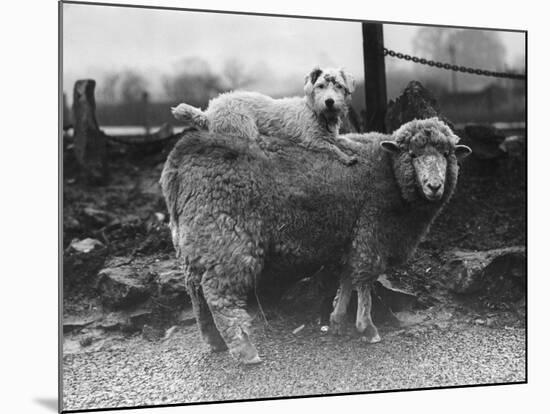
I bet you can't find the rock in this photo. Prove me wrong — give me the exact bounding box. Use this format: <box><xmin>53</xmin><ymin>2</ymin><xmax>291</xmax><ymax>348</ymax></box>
<box><xmin>445</xmin><ymin>246</ymin><xmax>526</xmax><ymax>302</ymax></box>
<box><xmin>156</xmin><ymin>261</ymin><xmax>186</xmax><ymax>295</ymax></box>
<box><xmin>64</xmin><ymin>216</ymin><xmax>81</xmax><ymax>231</ymax></box>
<box><xmin>178</xmin><ymin>308</ymin><xmax>196</xmax><ymax>327</ymax></box>
<box><xmin>64</xmin><ymin>242</ymin><xmax>108</xmax><ymax>292</ymax></box>
<box><xmin>128</xmin><ymin>308</ymin><xmax>153</xmax><ymax>330</ymax></box>
<box><xmin>83</xmin><ymin>207</ymin><xmax>116</xmax><ymax>227</ymax></box>
<box><xmin>374</xmin><ymin>274</ymin><xmax>419</xmax><ymax>312</ymax></box>
<box><xmin>90</xmin><ymin>307</ymin><xmax>153</xmax><ymax>333</ymax></box>
<box><xmin>163</xmin><ymin>325</ymin><xmax>179</xmax><ymax>341</ymax></box>
<box><xmin>95</xmin><ymin>312</ymin><xmax>130</xmax><ymax>331</ymax></box>
<box><xmin>97</xmin><ymin>264</ymin><xmax>150</xmax><ymax>309</ymax></box>
<box><xmin>64</xmin><ymin>338</ymin><xmax>82</xmax><ymax>355</ymax></box>
<box><xmin>154</xmin><ymin>260</ymin><xmax>190</xmax><ymax>309</ymax></box>
<box><xmin>499</xmin><ymin>135</ymin><xmax>526</xmax><ymax>157</ymax></box>
<box><xmin>63</xmin><ymin>315</ymin><xmax>100</xmax><ymax>333</ymax></box>
<box><xmin>460</xmin><ymin>124</ymin><xmax>506</xmax><ymax>160</ymax></box>
<box><xmin>142</xmin><ymin>324</ymin><xmax>163</xmax><ymax>341</ymax></box>
<box><xmin>95</xmin><ymin>257</ymin><xmax>190</xmax><ymax>316</ymax></box>
<box><xmin>70</xmin><ymin>238</ymin><xmax>104</xmax><ymax>253</ymax></box>
<box><xmin>370</xmin><ymin>274</ymin><xmax>421</xmax><ymax>327</ymax></box>
<box><xmin>79</xmin><ymin>336</ymin><xmax>94</xmax><ymax>347</ymax></box>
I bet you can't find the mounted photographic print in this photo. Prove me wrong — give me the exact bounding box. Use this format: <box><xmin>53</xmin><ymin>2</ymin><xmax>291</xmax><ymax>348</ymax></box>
<box><xmin>61</xmin><ymin>1</ymin><xmax>527</xmax><ymax>412</ymax></box>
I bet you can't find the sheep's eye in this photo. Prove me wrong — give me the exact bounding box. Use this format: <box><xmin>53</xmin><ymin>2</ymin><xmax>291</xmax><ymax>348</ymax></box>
<box><xmin>336</xmin><ymin>83</ymin><xmax>343</xmax><ymax>89</ymax></box>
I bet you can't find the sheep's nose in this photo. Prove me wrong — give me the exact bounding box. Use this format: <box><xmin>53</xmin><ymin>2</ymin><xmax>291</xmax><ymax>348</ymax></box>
<box><xmin>427</xmin><ymin>183</ymin><xmax>441</xmax><ymax>192</ymax></box>
<box><xmin>325</xmin><ymin>98</ymin><xmax>335</xmax><ymax>108</ymax></box>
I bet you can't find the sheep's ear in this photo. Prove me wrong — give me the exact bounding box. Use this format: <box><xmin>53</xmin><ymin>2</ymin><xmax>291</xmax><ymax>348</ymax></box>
<box><xmin>381</xmin><ymin>141</ymin><xmax>400</xmax><ymax>154</ymax></box>
<box><xmin>455</xmin><ymin>145</ymin><xmax>472</xmax><ymax>161</ymax></box>
<box><xmin>340</xmin><ymin>69</ymin><xmax>355</xmax><ymax>94</ymax></box>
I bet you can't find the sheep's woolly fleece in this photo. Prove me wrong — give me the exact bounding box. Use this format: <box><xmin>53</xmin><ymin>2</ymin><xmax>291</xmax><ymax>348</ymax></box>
<box><xmin>160</xmin><ymin>117</ymin><xmax>467</xmax><ymax>363</ymax></box>
<box><xmin>393</xmin><ymin>117</ymin><xmax>460</xmax><ymax>147</ymax></box>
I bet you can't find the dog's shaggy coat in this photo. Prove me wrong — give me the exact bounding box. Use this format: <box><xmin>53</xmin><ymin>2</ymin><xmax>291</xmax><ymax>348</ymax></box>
<box><xmin>171</xmin><ymin>67</ymin><xmax>357</xmax><ymax>165</ymax></box>
<box><xmin>160</xmin><ymin>118</ymin><xmax>471</xmax><ymax>364</ymax></box>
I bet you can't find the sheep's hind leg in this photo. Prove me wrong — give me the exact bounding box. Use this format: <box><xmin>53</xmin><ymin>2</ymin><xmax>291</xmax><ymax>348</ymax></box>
<box><xmin>356</xmin><ymin>282</ymin><xmax>381</xmax><ymax>343</ymax></box>
<box><xmin>329</xmin><ymin>276</ymin><xmax>353</xmax><ymax>335</ymax></box>
<box><xmin>186</xmin><ymin>276</ymin><xmax>228</xmax><ymax>352</ymax></box>
<box><xmin>201</xmin><ymin>273</ymin><xmax>261</xmax><ymax>365</ymax></box>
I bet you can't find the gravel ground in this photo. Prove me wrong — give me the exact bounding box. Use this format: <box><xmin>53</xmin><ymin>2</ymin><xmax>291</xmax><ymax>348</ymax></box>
<box><xmin>62</xmin><ymin>315</ymin><xmax>526</xmax><ymax>411</ymax></box>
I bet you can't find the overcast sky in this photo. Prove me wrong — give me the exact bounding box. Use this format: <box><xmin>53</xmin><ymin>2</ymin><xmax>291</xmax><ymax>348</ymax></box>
<box><xmin>62</xmin><ymin>3</ymin><xmax>526</xmax><ymax>100</ymax></box>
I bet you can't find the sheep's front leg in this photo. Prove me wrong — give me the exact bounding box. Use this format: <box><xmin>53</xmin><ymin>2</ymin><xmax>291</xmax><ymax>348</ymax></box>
<box><xmin>329</xmin><ymin>275</ymin><xmax>353</xmax><ymax>335</ymax></box>
<box><xmin>356</xmin><ymin>282</ymin><xmax>381</xmax><ymax>343</ymax></box>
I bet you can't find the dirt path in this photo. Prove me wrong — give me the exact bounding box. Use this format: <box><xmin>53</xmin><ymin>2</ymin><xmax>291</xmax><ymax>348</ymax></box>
<box><xmin>61</xmin><ymin>128</ymin><xmax>526</xmax><ymax>412</ymax></box>
<box><xmin>62</xmin><ymin>312</ymin><xmax>525</xmax><ymax>411</ymax></box>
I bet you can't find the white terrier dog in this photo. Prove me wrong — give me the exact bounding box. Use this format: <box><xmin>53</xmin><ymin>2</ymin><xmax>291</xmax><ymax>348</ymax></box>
<box><xmin>171</xmin><ymin>66</ymin><xmax>357</xmax><ymax>165</ymax></box>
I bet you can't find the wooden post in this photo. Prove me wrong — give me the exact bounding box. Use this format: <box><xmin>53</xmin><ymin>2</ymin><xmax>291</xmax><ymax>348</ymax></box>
<box><xmin>362</xmin><ymin>22</ymin><xmax>388</xmax><ymax>132</ymax></box>
<box><xmin>141</xmin><ymin>91</ymin><xmax>150</xmax><ymax>136</ymax></box>
<box><xmin>62</xmin><ymin>92</ymin><xmax>71</xmax><ymax>130</ymax></box>
<box><xmin>73</xmin><ymin>79</ymin><xmax>108</xmax><ymax>183</ymax></box>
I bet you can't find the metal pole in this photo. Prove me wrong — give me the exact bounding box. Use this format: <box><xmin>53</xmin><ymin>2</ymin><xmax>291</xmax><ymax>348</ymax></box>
<box><xmin>449</xmin><ymin>44</ymin><xmax>458</xmax><ymax>93</ymax></box>
<box><xmin>362</xmin><ymin>22</ymin><xmax>388</xmax><ymax>132</ymax></box>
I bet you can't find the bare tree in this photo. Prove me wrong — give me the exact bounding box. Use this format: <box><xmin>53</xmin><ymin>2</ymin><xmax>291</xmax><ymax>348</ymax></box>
<box><xmin>222</xmin><ymin>58</ymin><xmax>258</xmax><ymax>90</ymax></box>
<box><xmin>97</xmin><ymin>70</ymin><xmax>149</xmax><ymax>103</ymax></box>
<box><xmin>163</xmin><ymin>57</ymin><xmax>225</xmax><ymax>107</ymax></box>
<box><xmin>413</xmin><ymin>28</ymin><xmax>506</xmax><ymax>91</ymax></box>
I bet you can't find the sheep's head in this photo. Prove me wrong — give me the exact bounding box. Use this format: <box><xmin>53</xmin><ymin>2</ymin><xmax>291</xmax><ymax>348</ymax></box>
<box><xmin>381</xmin><ymin>118</ymin><xmax>471</xmax><ymax>203</ymax></box>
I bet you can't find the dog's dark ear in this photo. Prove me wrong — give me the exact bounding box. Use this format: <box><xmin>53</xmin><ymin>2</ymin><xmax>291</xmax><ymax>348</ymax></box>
<box><xmin>305</xmin><ymin>66</ymin><xmax>323</xmax><ymax>85</ymax></box>
<box><xmin>340</xmin><ymin>69</ymin><xmax>355</xmax><ymax>94</ymax></box>
<box><xmin>304</xmin><ymin>66</ymin><xmax>323</xmax><ymax>95</ymax></box>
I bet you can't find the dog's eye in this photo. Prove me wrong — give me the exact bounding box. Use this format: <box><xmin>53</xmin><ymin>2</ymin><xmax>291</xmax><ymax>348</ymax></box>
<box><xmin>443</xmin><ymin>150</ymin><xmax>450</xmax><ymax>157</ymax></box>
<box><xmin>336</xmin><ymin>84</ymin><xmax>343</xmax><ymax>89</ymax></box>
<box><xmin>318</xmin><ymin>84</ymin><xmax>325</xmax><ymax>89</ymax></box>
<box><xmin>409</xmin><ymin>151</ymin><xmax>417</xmax><ymax>158</ymax></box>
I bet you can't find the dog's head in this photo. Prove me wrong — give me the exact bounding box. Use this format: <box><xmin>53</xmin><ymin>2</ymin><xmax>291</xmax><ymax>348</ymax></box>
<box><xmin>304</xmin><ymin>66</ymin><xmax>355</xmax><ymax>124</ymax></box>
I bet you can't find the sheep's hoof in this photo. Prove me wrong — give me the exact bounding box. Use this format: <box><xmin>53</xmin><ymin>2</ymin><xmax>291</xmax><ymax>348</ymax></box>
<box><xmin>242</xmin><ymin>355</ymin><xmax>262</xmax><ymax>365</ymax></box>
<box><xmin>360</xmin><ymin>333</ymin><xmax>382</xmax><ymax>344</ymax></box>
<box><xmin>230</xmin><ymin>341</ymin><xmax>261</xmax><ymax>365</ymax></box>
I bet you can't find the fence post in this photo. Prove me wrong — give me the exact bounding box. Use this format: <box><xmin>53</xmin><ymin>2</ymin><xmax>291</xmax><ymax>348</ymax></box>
<box><xmin>362</xmin><ymin>22</ymin><xmax>388</xmax><ymax>132</ymax></box>
<box><xmin>73</xmin><ymin>79</ymin><xmax>108</xmax><ymax>183</ymax></box>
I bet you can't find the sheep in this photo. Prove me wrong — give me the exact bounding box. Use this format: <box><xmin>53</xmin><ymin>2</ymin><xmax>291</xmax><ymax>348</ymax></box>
<box><xmin>170</xmin><ymin>66</ymin><xmax>358</xmax><ymax>165</ymax></box>
<box><xmin>329</xmin><ymin>119</ymin><xmax>471</xmax><ymax>342</ymax></box>
<box><xmin>160</xmin><ymin>117</ymin><xmax>471</xmax><ymax>364</ymax></box>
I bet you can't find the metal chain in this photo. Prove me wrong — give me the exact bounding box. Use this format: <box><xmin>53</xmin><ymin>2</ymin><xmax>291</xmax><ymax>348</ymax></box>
<box><xmin>383</xmin><ymin>47</ymin><xmax>526</xmax><ymax>80</ymax></box>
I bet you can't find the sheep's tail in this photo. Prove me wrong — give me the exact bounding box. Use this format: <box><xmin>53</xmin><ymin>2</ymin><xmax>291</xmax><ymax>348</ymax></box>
<box><xmin>171</xmin><ymin>103</ymin><xmax>209</xmax><ymax>130</ymax></box>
